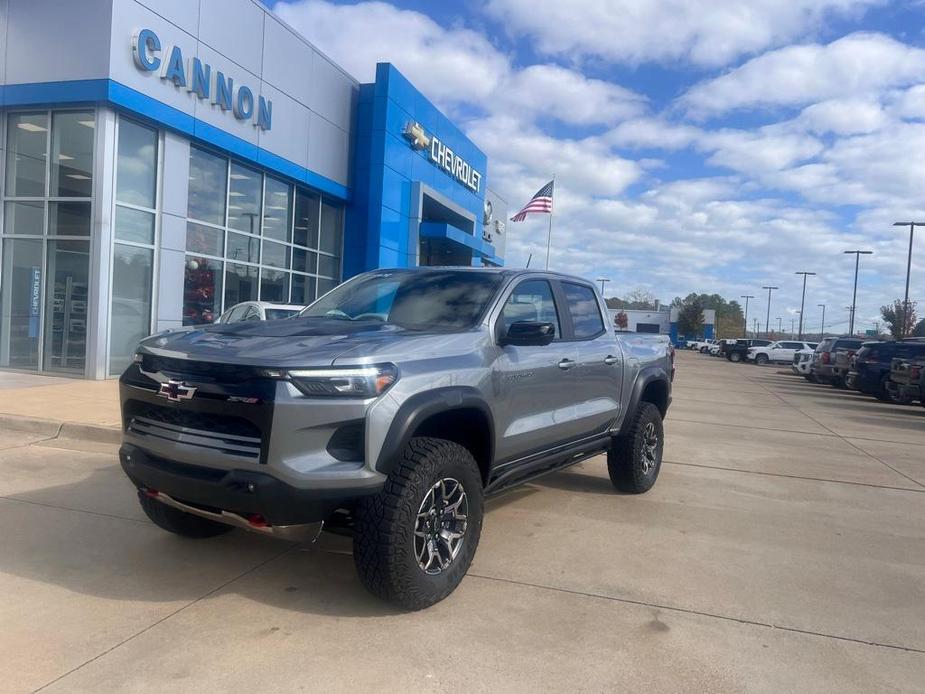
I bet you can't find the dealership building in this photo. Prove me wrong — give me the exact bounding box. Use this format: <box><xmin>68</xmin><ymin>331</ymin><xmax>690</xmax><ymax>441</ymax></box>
<box><xmin>0</xmin><ymin>0</ymin><xmax>507</xmax><ymax>379</ymax></box>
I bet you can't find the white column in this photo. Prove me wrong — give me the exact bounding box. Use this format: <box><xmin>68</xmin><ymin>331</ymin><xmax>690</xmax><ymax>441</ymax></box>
<box><xmin>156</xmin><ymin>130</ymin><xmax>190</xmax><ymax>331</ymax></box>
<box><xmin>86</xmin><ymin>107</ymin><xmax>117</xmax><ymax>380</ymax></box>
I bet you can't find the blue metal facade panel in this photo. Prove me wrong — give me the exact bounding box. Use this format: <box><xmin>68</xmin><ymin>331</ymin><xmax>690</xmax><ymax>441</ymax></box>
<box><xmin>348</xmin><ymin>63</ymin><xmax>490</xmax><ymax>277</ymax></box>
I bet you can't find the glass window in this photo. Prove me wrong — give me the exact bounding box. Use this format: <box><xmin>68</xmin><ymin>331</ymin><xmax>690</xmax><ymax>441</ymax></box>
<box><xmin>318</xmin><ymin>253</ymin><xmax>339</xmax><ymax>279</ymax></box>
<box><xmin>302</xmin><ymin>270</ymin><xmax>503</xmax><ymax>331</ymax></box>
<box><xmin>293</xmin><ymin>247</ymin><xmax>317</xmax><ymax>274</ymax></box>
<box><xmin>3</xmin><ymin>201</ymin><xmax>44</xmax><ymax>235</ymax></box>
<box><xmin>291</xmin><ymin>274</ymin><xmax>315</xmax><ymax>305</ymax></box>
<box><xmin>319</xmin><ymin>200</ymin><xmax>343</xmax><ymax>255</ymax></box>
<box><xmin>49</xmin><ymin>201</ymin><xmax>91</xmax><ymax>236</ymax></box>
<box><xmin>186</xmin><ymin>222</ymin><xmax>223</xmax><ymax>257</ymax></box>
<box><xmin>562</xmin><ymin>282</ymin><xmax>605</xmax><ymax>338</ymax></box>
<box><xmin>317</xmin><ymin>278</ymin><xmax>337</xmax><ymax>297</ymax></box>
<box><xmin>0</xmin><ymin>238</ymin><xmax>44</xmax><ymax>370</ymax></box>
<box><xmin>227</xmin><ymin>163</ymin><xmax>262</xmax><ymax>233</ymax></box>
<box><xmin>110</xmin><ymin>244</ymin><xmax>153</xmax><ymax>375</ymax></box>
<box><xmin>5</xmin><ymin>113</ymin><xmax>48</xmax><ymax>197</ymax></box>
<box><xmin>501</xmin><ymin>280</ymin><xmax>561</xmax><ymax>337</ymax></box>
<box><xmin>188</xmin><ymin>147</ymin><xmax>227</xmax><ymax>224</ymax></box>
<box><xmin>261</xmin><ymin>240</ymin><xmax>289</xmax><ymax>268</ymax></box>
<box><xmin>224</xmin><ymin>263</ymin><xmax>258</xmax><ymax>307</ymax></box>
<box><xmin>227</xmin><ymin>231</ymin><xmax>259</xmax><ymax>264</ymax></box>
<box><xmin>116</xmin><ymin>119</ymin><xmax>157</xmax><ymax>208</ymax></box>
<box><xmin>293</xmin><ymin>189</ymin><xmax>319</xmax><ymax>248</ymax></box>
<box><xmin>260</xmin><ymin>268</ymin><xmax>289</xmax><ymax>302</ymax></box>
<box><xmin>263</xmin><ymin>177</ymin><xmax>291</xmax><ymax>242</ymax></box>
<box><xmin>43</xmin><ymin>239</ymin><xmax>90</xmax><ymax>373</ymax></box>
<box><xmin>50</xmin><ymin>111</ymin><xmax>94</xmax><ymax>197</ymax></box>
<box><xmin>183</xmin><ymin>256</ymin><xmax>222</xmax><ymax>325</ymax></box>
<box><xmin>114</xmin><ymin>206</ymin><xmax>155</xmax><ymax>244</ymax></box>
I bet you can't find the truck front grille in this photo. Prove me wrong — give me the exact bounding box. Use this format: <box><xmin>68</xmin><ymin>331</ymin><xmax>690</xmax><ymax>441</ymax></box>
<box><xmin>140</xmin><ymin>354</ymin><xmax>264</xmax><ymax>383</ymax></box>
<box><xmin>125</xmin><ymin>402</ymin><xmax>263</xmax><ymax>460</ymax></box>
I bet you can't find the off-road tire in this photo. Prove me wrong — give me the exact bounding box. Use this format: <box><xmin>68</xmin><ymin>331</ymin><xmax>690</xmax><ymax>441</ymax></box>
<box><xmin>353</xmin><ymin>437</ymin><xmax>483</xmax><ymax>610</ymax></box>
<box><xmin>137</xmin><ymin>492</ymin><xmax>234</xmax><ymax>538</ymax></box>
<box><xmin>728</xmin><ymin>352</ymin><xmax>742</xmax><ymax>363</ymax></box>
<box><xmin>608</xmin><ymin>402</ymin><xmax>663</xmax><ymax>494</ymax></box>
<box><xmin>803</xmin><ymin>374</ymin><xmax>817</xmax><ymax>383</ymax></box>
<box><xmin>755</xmin><ymin>354</ymin><xmax>769</xmax><ymax>365</ymax></box>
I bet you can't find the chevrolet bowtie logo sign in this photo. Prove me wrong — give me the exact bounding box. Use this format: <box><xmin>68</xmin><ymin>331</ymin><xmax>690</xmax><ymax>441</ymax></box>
<box><xmin>402</xmin><ymin>121</ymin><xmax>431</xmax><ymax>150</ymax></box>
<box><xmin>402</xmin><ymin>121</ymin><xmax>483</xmax><ymax>193</ymax></box>
<box><xmin>157</xmin><ymin>379</ymin><xmax>197</xmax><ymax>402</ymax></box>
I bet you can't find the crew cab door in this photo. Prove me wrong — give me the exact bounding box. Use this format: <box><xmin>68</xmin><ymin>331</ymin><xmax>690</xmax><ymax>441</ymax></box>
<box><xmin>493</xmin><ymin>278</ymin><xmax>579</xmax><ymax>462</ymax></box>
<box><xmin>558</xmin><ymin>281</ymin><xmax>623</xmax><ymax>435</ymax></box>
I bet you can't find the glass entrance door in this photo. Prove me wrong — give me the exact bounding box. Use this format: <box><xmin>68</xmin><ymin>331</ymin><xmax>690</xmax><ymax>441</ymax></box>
<box><xmin>0</xmin><ymin>238</ymin><xmax>44</xmax><ymax>370</ymax></box>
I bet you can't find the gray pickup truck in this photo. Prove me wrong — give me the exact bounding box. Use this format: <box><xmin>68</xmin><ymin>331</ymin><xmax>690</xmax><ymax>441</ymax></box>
<box><xmin>119</xmin><ymin>268</ymin><xmax>673</xmax><ymax>609</ymax></box>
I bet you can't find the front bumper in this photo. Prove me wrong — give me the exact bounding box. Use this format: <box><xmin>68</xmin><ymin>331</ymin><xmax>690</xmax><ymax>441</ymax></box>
<box><xmin>121</xmin><ymin>444</ymin><xmax>379</xmax><ymax>525</ymax></box>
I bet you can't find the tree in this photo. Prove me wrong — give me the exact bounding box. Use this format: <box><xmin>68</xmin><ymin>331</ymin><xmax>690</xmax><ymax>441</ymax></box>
<box><xmin>614</xmin><ymin>310</ymin><xmax>628</xmax><ymax>330</ymax></box>
<box><xmin>624</xmin><ymin>288</ymin><xmax>657</xmax><ymax>310</ymax></box>
<box><xmin>677</xmin><ymin>293</ymin><xmax>705</xmax><ymax>336</ymax></box>
<box><xmin>914</xmin><ymin>318</ymin><xmax>925</xmax><ymax>338</ymax></box>
<box><xmin>880</xmin><ymin>299</ymin><xmax>917</xmax><ymax>338</ymax></box>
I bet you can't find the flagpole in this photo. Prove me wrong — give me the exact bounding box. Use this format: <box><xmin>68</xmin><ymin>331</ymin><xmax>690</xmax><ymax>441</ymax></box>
<box><xmin>544</xmin><ymin>174</ymin><xmax>555</xmax><ymax>270</ymax></box>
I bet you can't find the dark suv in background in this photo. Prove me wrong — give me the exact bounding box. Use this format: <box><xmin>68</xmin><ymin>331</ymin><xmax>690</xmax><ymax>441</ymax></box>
<box><xmin>813</xmin><ymin>336</ymin><xmax>864</xmax><ymax>387</ymax></box>
<box><xmin>848</xmin><ymin>340</ymin><xmax>925</xmax><ymax>402</ymax></box>
<box><xmin>725</xmin><ymin>339</ymin><xmax>772</xmax><ymax>363</ymax></box>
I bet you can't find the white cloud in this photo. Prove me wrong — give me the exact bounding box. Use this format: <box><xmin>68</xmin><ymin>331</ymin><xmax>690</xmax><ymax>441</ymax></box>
<box><xmin>795</xmin><ymin>98</ymin><xmax>888</xmax><ymax>135</ymax></box>
<box><xmin>485</xmin><ymin>0</ymin><xmax>881</xmax><ymax>67</ymax></box>
<box><xmin>608</xmin><ymin>119</ymin><xmax>702</xmax><ymax>150</ymax></box>
<box><xmin>700</xmin><ymin>129</ymin><xmax>824</xmax><ymax>173</ymax></box>
<box><xmin>274</xmin><ymin>0</ymin><xmax>645</xmax><ymax>128</ymax></box>
<box><xmin>274</xmin><ymin>0</ymin><xmax>507</xmax><ymax>105</ymax></box>
<box><xmin>495</xmin><ymin>65</ymin><xmax>647</xmax><ymax>126</ymax></box>
<box><xmin>681</xmin><ymin>32</ymin><xmax>925</xmax><ymax>117</ymax></box>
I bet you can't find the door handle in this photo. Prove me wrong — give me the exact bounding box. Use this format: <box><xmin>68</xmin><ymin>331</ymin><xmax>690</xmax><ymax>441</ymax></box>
<box><xmin>603</xmin><ymin>355</ymin><xmax>620</xmax><ymax>365</ymax></box>
<box><xmin>558</xmin><ymin>358</ymin><xmax>577</xmax><ymax>370</ymax></box>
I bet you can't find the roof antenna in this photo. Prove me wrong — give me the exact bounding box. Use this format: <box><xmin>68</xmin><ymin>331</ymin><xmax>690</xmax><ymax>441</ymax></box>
<box><xmin>526</xmin><ymin>253</ymin><xmax>532</xmax><ymax>269</ymax></box>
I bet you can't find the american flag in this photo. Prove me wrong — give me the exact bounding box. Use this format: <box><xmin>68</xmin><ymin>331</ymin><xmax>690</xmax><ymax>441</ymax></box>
<box><xmin>510</xmin><ymin>180</ymin><xmax>554</xmax><ymax>222</ymax></box>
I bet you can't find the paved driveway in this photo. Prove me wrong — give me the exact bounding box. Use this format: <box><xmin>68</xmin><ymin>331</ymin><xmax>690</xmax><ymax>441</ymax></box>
<box><xmin>1</xmin><ymin>351</ymin><xmax>923</xmax><ymax>692</ymax></box>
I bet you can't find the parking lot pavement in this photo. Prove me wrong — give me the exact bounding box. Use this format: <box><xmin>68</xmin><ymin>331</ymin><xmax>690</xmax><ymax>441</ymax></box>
<box><xmin>1</xmin><ymin>351</ymin><xmax>923</xmax><ymax>693</ymax></box>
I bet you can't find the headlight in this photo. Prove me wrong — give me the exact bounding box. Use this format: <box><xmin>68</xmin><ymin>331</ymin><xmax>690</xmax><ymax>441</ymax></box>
<box><xmin>266</xmin><ymin>364</ymin><xmax>399</xmax><ymax>397</ymax></box>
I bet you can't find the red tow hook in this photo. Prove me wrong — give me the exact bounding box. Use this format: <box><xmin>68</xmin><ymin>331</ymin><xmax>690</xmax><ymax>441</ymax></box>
<box><xmin>143</xmin><ymin>488</ymin><xmax>160</xmax><ymax>499</ymax></box>
<box><xmin>246</xmin><ymin>514</ymin><xmax>269</xmax><ymax>528</ymax></box>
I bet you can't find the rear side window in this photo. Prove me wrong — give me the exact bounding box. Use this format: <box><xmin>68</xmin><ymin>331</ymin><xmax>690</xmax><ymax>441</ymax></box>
<box><xmin>835</xmin><ymin>339</ymin><xmax>863</xmax><ymax>350</ymax></box>
<box><xmin>781</xmin><ymin>342</ymin><xmax>802</xmax><ymax>349</ymax></box>
<box><xmin>562</xmin><ymin>282</ymin><xmax>605</xmax><ymax>338</ymax></box>
<box><xmin>501</xmin><ymin>280</ymin><xmax>561</xmax><ymax>338</ymax></box>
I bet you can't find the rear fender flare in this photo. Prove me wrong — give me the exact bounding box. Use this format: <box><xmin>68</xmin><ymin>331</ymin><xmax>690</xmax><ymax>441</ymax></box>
<box><xmin>619</xmin><ymin>367</ymin><xmax>671</xmax><ymax>436</ymax></box>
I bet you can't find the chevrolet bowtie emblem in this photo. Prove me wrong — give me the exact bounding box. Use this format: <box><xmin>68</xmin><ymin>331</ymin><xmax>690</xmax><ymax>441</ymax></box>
<box><xmin>403</xmin><ymin>121</ymin><xmax>431</xmax><ymax>150</ymax></box>
<box><xmin>157</xmin><ymin>379</ymin><xmax>197</xmax><ymax>402</ymax></box>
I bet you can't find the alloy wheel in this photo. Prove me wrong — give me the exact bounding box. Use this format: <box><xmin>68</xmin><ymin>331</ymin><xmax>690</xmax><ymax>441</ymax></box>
<box><xmin>414</xmin><ymin>478</ymin><xmax>468</xmax><ymax>575</ymax></box>
<box><xmin>641</xmin><ymin>422</ymin><xmax>660</xmax><ymax>474</ymax></box>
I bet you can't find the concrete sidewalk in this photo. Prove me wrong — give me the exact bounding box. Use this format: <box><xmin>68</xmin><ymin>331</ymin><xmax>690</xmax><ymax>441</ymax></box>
<box><xmin>0</xmin><ymin>371</ymin><xmax>120</xmax><ymax>443</ymax></box>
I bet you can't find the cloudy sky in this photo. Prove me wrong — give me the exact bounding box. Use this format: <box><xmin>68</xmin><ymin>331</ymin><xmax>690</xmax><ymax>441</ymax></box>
<box><xmin>269</xmin><ymin>0</ymin><xmax>925</xmax><ymax>334</ymax></box>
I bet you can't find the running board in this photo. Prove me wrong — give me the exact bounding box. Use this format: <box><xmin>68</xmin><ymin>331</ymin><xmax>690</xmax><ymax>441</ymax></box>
<box><xmin>485</xmin><ymin>437</ymin><xmax>611</xmax><ymax>495</ymax></box>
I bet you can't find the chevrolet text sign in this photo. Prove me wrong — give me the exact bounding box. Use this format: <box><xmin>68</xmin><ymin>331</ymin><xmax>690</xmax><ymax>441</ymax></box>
<box><xmin>132</xmin><ymin>28</ymin><xmax>272</xmax><ymax>131</ymax></box>
<box><xmin>403</xmin><ymin>122</ymin><xmax>482</xmax><ymax>194</ymax></box>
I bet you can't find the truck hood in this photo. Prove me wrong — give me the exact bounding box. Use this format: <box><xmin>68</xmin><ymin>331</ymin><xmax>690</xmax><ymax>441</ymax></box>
<box><xmin>137</xmin><ymin>317</ymin><xmax>416</xmax><ymax>367</ymax></box>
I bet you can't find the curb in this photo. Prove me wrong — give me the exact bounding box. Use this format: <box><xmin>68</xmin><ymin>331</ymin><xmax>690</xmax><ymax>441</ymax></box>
<box><xmin>0</xmin><ymin>413</ymin><xmax>121</xmax><ymax>445</ymax></box>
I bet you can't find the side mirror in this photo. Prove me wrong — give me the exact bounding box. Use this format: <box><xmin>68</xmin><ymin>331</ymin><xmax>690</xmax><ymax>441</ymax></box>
<box><xmin>500</xmin><ymin>321</ymin><xmax>556</xmax><ymax>347</ymax></box>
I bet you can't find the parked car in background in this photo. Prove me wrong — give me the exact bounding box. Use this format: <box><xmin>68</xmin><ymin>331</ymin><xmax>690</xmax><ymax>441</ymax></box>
<box><xmin>813</xmin><ymin>336</ymin><xmax>864</xmax><ymax>387</ymax></box>
<box><xmin>748</xmin><ymin>340</ymin><xmax>817</xmax><ymax>365</ymax></box>
<box><xmin>885</xmin><ymin>355</ymin><xmax>925</xmax><ymax>406</ymax></box>
<box><xmin>847</xmin><ymin>340</ymin><xmax>925</xmax><ymax>402</ymax></box>
<box><xmin>216</xmin><ymin>301</ymin><xmax>304</xmax><ymax>324</ymax></box>
<box><xmin>697</xmin><ymin>339</ymin><xmax>719</xmax><ymax>354</ymax></box>
<box><xmin>725</xmin><ymin>339</ymin><xmax>772</xmax><ymax>363</ymax></box>
<box><xmin>711</xmin><ymin>339</ymin><xmax>737</xmax><ymax>357</ymax></box>
<box><xmin>792</xmin><ymin>348</ymin><xmax>815</xmax><ymax>380</ymax></box>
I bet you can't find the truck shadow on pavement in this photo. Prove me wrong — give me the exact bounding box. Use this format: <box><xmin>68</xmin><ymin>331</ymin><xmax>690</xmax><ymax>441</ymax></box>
<box><xmin>2</xmin><ymin>459</ymin><xmax>622</xmax><ymax>618</ymax></box>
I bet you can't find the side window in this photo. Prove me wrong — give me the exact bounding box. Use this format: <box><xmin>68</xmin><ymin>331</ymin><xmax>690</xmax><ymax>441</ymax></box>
<box><xmin>563</xmin><ymin>282</ymin><xmax>605</xmax><ymax>339</ymax></box>
<box><xmin>500</xmin><ymin>280</ymin><xmax>561</xmax><ymax>339</ymax></box>
<box><xmin>782</xmin><ymin>342</ymin><xmax>801</xmax><ymax>349</ymax></box>
<box><xmin>225</xmin><ymin>305</ymin><xmax>248</xmax><ymax>323</ymax></box>
<box><xmin>244</xmin><ymin>306</ymin><xmax>262</xmax><ymax>321</ymax></box>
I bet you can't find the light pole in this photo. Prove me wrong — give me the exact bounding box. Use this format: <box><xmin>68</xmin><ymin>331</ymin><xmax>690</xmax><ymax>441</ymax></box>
<box><xmin>818</xmin><ymin>303</ymin><xmax>826</xmax><ymax>338</ymax></box>
<box><xmin>794</xmin><ymin>271</ymin><xmax>815</xmax><ymax>340</ymax></box>
<box><xmin>843</xmin><ymin>250</ymin><xmax>872</xmax><ymax>336</ymax></box>
<box><xmin>762</xmin><ymin>286</ymin><xmax>778</xmax><ymax>338</ymax></box>
<box><xmin>740</xmin><ymin>295</ymin><xmax>754</xmax><ymax>337</ymax></box>
<box><xmin>777</xmin><ymin>317</ymin><xmax>782</xmax><ymax>333</ymax></box>
<box><xmin>596</xmin><ymin>278</ymin><xmax>610</xmax><ymax>296</ymax></box>
<box><xmin>893</xmin><ymin>222</ymin><xmax>922</xmax><ymax>338</ymax></box>
<box><xmin>790</xmin><ymin>317</ymin><xmax>795</xmax><ymax>338</ymax></box>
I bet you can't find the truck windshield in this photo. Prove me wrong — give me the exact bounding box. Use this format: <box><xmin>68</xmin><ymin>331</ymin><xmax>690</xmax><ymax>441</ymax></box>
<box><xmin>299</xmin><ymin>271</ymin><xmax>504</xmax><ymax>331</ymax></box>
